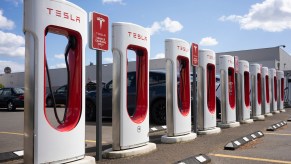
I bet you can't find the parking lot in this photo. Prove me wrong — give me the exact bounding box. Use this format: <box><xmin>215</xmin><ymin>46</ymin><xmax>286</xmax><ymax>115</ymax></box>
<box><xmin>0</xmin><ymin>108</ymin><xmax>291</xmax><ymax>163</ymax></box>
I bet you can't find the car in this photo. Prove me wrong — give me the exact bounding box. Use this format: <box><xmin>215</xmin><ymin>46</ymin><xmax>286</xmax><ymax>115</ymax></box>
<box><xmin>46</xmin><ymin>85</ymin><xmax>67</xmax><ymax>107</ymax></box>
<box><xmin>86</xmin><ymin>71</ymin><xmax>168</xmax><ymax>124</ymax></box>
<box><xmin>0</xmin><ymin>87</ymin><xmax>24</xmax><ymax>110</ymax></box>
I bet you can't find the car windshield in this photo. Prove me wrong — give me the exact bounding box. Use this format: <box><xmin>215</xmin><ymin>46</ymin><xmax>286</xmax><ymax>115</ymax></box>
<box><xmin>14</xmin><ymin>88</ymin><xmax>24</xmax><ymax>94</ymax></box>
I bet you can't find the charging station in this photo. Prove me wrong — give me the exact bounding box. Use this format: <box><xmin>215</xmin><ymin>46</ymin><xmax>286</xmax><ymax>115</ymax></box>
<box><xmin>161</xmin><ymin>38</ymin><xmax>197</xmax><ymax>143</ymax></box>
<box><xmin>250</xmin><ymin>64</ymin><xmax>265</xmax><ymax>121</ymax></box>
<box><xmin>218</xmin><ymin>55</ymin><xmax>240</xmax><ymax>128</ymax></box>
<box><xmin>103</xmin><ymin>22</ymin><xmax>156</xmax><ymax>158</ymax></box>
<box><xmin>277</xmin><ymin>70</ymin><xmax>285</xmax><ymax>112</ymax></box>
<box><xmin>262</xmin><ymin>67</ymin><xmax>272</xmax><ymax>117</ymax></box>
<box><xmin>237</xmin><ymin>60</ymin><xmax>253</xmax><ymax>124</ymax></box>
<box><xmin>197</xmin><ymin>49</ymin><xmax>221</xmax><ymax>135</ymax></box>
<box><xmin>269</xmin><ymin>68</ymin><xmax>279</xmax><ymax>114</ymax></box>
<box><xmin>23</xmin><ymin>0</ymin><xmax>94</xmax><ymax>163</ymax></box>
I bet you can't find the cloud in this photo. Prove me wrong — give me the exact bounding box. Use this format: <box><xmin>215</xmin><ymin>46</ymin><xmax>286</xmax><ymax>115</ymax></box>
<box><xmin>0</xmin><ymin>31</ymin><xmax>25</xmax><ymax>57</ymax></box>
<box><xmin>147</xmin><ymin>17</ymin><xmax>183</xmax><ymax>35</ymax></box>
<box><xmin>102</xmin><ymin>0</ymin><xmax>125</xmax><ymax>5</ymax></box>
<box><xmin>219</xmin><ymin>0</ymin><xmax>291</xmax><ymax>32</ymax></box>
<box><xmin>54</xmin><ymin>54</ymin><xmax>64</xmax><ymax>59</ymax></box>
<box><xmin>50</xmin><ymin>63</ymin><xmax>66</xmax><ymax>69</ymax></box>
<box><xmin>104</xmin><ymin>57</ymin><xmax>113</xmax><ymax>63</ymax></box>
<box><xmin>152</xmin><ymin>53</ymin><xmax>165</xmax><ymax>59</ymax></box>
<box><xmin>199</xmin><ymin>37</ymin><xmax>218</xmax><ymax>46</ymax></box>
<box><xmin>0</xmin><ymin>10</ymin><xmax>15</xmax><ymax>30</ymax></box>
<box><xmin>0</xmin><ymin>60</ymin><xmax>24</xmax><ymax>73</ymax></box>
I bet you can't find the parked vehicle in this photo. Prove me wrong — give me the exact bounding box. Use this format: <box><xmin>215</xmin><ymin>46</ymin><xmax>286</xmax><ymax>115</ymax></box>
<box><xmin>0</xmin><ymin>87</ymin><xmax>24</xmax><ymax>110</ymax></box>
<box><xmin>46</xmin><ymin>85</ymin><xmax>67</xmax><ymax>107</ymax></box>
<box><xmin>86</xmin><ymin>71</ymin><xmax>167</xmax><ymax>124</ymax></box>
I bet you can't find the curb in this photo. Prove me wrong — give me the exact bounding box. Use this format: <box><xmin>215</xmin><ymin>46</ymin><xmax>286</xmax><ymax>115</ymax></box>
<box><xmin>0</xmin><ymin>150</ymin><xmax>23</xmax><ymax>162</ymax></box>
<box><xmin>266</xmin><ymin>121</ymin><xmax>287</xmax><ymax>131</ymax></box>
<box><xmin>176</xmin><ymin>154</ymin><xmax>211</xmax><ymax>164</ymax></box>
<box><xmin>287</xmin><ymin>117</ymin><xmax>291</xmax><ymax>122</ymax></box>
<box><xmin>224</xmin><ymin>131</ymin><xmax>264</xmax><ymax>150</ymax></box>
<box><xmin>149</xmin><ymin>125</ymin><xmax>167</xmax><ymax>133</ymax></box>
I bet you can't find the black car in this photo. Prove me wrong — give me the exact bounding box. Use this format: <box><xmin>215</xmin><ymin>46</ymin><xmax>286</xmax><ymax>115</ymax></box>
<box><xmin>0</xmin><ymin>87</ymin><xmax>24</xmax><ymax>110</ymax></box>
<box><xmin>86</xmin><ymin>71</ymin><xmax>167</xmax><ymax>124</ymax></box>
<box><xmin>46</xmin><ymin>85</ymin><xmax>67</xmax><ymax>107</ymax></box>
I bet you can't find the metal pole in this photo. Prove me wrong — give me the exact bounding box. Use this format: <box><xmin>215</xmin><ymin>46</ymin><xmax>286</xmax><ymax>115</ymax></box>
<box><xmin>192</xmin><ymin>66</ymin><xmax>197</xmax><ymax>133</ymax></box>
<box><xmin>96</xmin><ymin>50</ymin><xmax>102</xmax><ymax>160</ymax></box>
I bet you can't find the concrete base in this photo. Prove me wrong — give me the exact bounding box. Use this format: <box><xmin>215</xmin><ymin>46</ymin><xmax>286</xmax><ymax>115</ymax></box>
<box><xmin>265</xmin><ymin>113</ymin><xmax>273</xmax><ymax>117</ymax></box>
<box><xmin>272</xmin><ymin>110</ymin><xmax>280</xmax><ymax>114</ymax></box>
<box><xmin>253</xmin><ymin>115</ymin><xmax>265</xmax><ymax>121</ymax></box>
<box><xmin>217</xmin><ymin>121</ymin><xmax>240</xmax><ymax>129</ymax></box>
<box><xmin>240</xmin><ymin>119</ymin><xmax>254</xmax><ymax>124</ymax></box>
<box><xmin>161</xmin><ymin>132</ymin><xmax>197</xmax><ymax>144</ymax></box>
<box><xmin>280</xmin><ymin>109</ymin><xmax>286</xmax><ymax>112</ymax></box>
<box><xmin>197</xmin><ymin>127</ymin><xmax>221</xmax><ymax>135</ymax></box>
<box><xmin>70</xmin><ymin>156</ymin><xmax>95</xmax><ymax>164</ymax></box>
<box><xmin>102</xmin><ymin>143</ymin><xmax>156</xmax><ymax>159</ymax></box>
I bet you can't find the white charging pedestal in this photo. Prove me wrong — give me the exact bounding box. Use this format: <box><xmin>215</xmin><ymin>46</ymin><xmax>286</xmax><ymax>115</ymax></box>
<box><xmin>250</xmin><ymin>64</ymin><xmax>265</xmax><ymax>121</ymax></box>
<box><xmin>262</xmin><ymin>67</ymin><xmax>272</xmax><ymax>117</ymax></box>
<box><xmin>269</xmin><ymin>68</ymin><xmax>279</xmax><ymax>114</ymax></box>
<box><xmin>237</xmin><ymin>60</ymin><xmax>253</xmax><ymax>124</ymax></box>
<box><xmin>197</xmin><ymin>49</ymin><xmax>221</xmax><ymax>135</ymax></box>
<box><xmin>23</xmin><ymin>0</ymin><xmax>94</xmax><ymax>163</ymax></box>
<box><xmin>277</xmin><ymin>70</ymin><xmax>285</xmax><ymax>112</ymax></box>
<box><xmin>103</xmin><ymin>22</ymin><xmax>156</xmax><ymax>159</ymax></box>
<box><xmin>218</xmin><ymin>55</ymin><xmax>240</xmax><ymax>128</ymax></box>
<box><xmin>161</xmin><ymin>38</ymin><xmax>196</xmax><ymax>143</ymax></box>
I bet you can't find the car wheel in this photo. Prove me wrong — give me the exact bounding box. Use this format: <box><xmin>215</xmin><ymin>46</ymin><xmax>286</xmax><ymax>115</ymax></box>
<box><xmin>151</xmin><ymin>99</ymin><xmax>166</xmax><ymax>125</ymax></box>
<box><xmin>216</xmin><ymin>97</ymin><xmax>221</xmax><ymax>120</ymax></box>
<box><xmin>86</xmin><ymin>100</ymin><xmax>96</xmax><ymax>121</ymax></box>
<box><xmin>46</xmin><ymin>97</ymin><xmax>53</xmax><ymax>107</ymax></box>
<box><xmin>7</xmin><ymin>101</ymin><xmax>16</xmax><ymax>111</ymax></box>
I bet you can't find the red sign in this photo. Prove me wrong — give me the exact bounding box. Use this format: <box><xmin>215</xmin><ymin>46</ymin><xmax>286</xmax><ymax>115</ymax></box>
<box><xmin>191</xmin><ymin>43</ymin><xmax>199</xmax><ymax>66</ymax></box>
<box><xmin>90</xmin><ymin>12</ymin><xmax>109</xmax><ymax>51</ymax></box>
<box><xmin>234</xmin><ymin>56</ymin><xmax>239</xmax><ymax>73</ymax></box>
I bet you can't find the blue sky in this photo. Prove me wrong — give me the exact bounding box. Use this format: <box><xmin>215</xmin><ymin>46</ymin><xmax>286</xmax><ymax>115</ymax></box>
<box><xmin>0</xmin><ymin>0</ymin><xmax>291</xmax><ymax>73</ymax></box>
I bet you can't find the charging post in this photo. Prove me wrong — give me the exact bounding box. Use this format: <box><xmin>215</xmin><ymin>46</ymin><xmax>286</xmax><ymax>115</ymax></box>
<box><xmin>89</xmin><ymin>12</ymin><xmax>109</xmax><ymax>161</ymax></box>
<box><xmin>191</xmin><ymin>43</ymin><xmax>199</xmax><ymax>133</ymax></box>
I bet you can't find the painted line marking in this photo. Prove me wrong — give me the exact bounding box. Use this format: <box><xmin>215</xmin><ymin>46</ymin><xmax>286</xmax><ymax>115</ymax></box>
<box><xmin>0</xmin><ymin>132</ymin><xmax>109</xmax><ymax>144</ymax></box>
<box><xmin>209</xmin><ymin>153</ymin><xmax>291</xmax><ymax>164</ymax></box>
<box><xmin>0</xmin><ymin>132</ymin><xmax>24</xmax><ymax>136</ymax></box>
<box><xmin>265</xmin><ymin>133</ymin><xmax>291</xmax><ymax>136</ymax></box>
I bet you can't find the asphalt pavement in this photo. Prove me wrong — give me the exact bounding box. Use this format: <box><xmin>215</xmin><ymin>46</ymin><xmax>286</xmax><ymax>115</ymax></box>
<box><xmin>0</xmin><ymin>108</ymin><xmax>291</xmax><ymax>163</ymax></box>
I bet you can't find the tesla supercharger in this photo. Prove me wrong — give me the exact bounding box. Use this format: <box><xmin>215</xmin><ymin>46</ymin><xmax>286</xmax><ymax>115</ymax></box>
<box><xmin>218</xmin><ymin>55</ymin><xmax>240</xmax><ymax>128</ymax></box>
<box><xmin>237</xmin><ymin>60</ymin><xmax>253</xmax><ymax>124</ymax></box>
<box><xmin>262</xmin><ymin>67</ymin><xmax>272</xmax><ymax>116</ymax></box>
<box><xmin>269</xmin><ymin>68</ymin><xmax>279</xmax><ymax>114</ymax></box>
<box><xmin>197</xmin><ymin>49</ymin><xmax>221</xmax><ymax>134</ymax></box>
<box><xmin>277</xmin><ymin>70</ymin><xmax>285</xmax><ymax>112</ymax></box>
<box><xmin>250</xmin><ymin>64</ymin><xmax>265</xmax><ymax>120</ymax></box>
<box><xmin>105</xmin><ymin>22</ymin><xmax>156</xmax><ymax>156</ymax></box>
<box><xmin>161</xmin><ymin>38</ymin><xmax>196</xmax><ymax>143</ymax></box>
<box><xmin>23</xmin><ymin>0</ymin><xmax>94</xmax><ymax>163</ymax></box>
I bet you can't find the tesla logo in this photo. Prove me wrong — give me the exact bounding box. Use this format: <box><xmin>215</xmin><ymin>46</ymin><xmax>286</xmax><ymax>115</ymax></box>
<box><xmin>137</xmin><ymin>126</ymin><xmax>141</xmax><ymax>133</ymax></box>
<box><xmin>97</xmin><ymin>17</ymin><xmax>105</xmax><ymax>29</ymax></box>
<box><xmin>47</xmin><ymin>8</ymin><xmax>80</xmax><ymax>23</ymax></box>
<box><xmin>193</xmin><ymin>45</ymin><xmax>198</xmax><ymax>52</ymax></box>
<box><xmin>177</xmin><ymin>46</ymin><xmax>189</xmax><ymax>52</ymax></box>
<box><xmin>228</xmin><ymin>60</ymin><xmax>233</xmax><ymax>64</ymax></box>
<box><xmin>128</xmin><ymin>32</ymin><xmax>147</xmax><ymax>41</ymax></box>
<box><xmin>207</xmin><ymin>55</ymin><xmax>214</xmax><ymax>60</ymax></box>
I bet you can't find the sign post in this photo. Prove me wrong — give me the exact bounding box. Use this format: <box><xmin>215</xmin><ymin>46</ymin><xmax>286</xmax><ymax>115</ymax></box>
<box><xmin>191</xmin><ymin>43</ymin><xmax>199</xmax><ymax>133</ymax></box>
<box><xmin>89</xmin><ymin>12</ymin><xmax>109</xmax><ymax>161</ymax></box>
